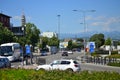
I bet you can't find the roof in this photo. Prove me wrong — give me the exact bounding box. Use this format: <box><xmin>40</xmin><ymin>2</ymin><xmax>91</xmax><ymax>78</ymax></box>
<box><xmin>1</xmin><ymin>43</ymin><xmax>20</xmax><ymax>46</ymax></box>
<box><xmin>0</xmin><ymin>13</ymin><xmax>11</xmax><ymax>18</ymax></box>
<box><xmin>0</xmin><ymin>56</ymin><xmax>6</xmax><ymax>58</ymax></box>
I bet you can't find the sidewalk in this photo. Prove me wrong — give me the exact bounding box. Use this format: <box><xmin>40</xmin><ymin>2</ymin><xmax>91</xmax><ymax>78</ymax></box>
<box><xmin>18</xmin><ymin>64</ymin><xmax>38</xmax><ymax>69</ymax></box>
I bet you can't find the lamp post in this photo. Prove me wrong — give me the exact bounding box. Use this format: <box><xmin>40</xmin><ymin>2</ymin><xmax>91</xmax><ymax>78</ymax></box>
<box><xmin>21</xmin><ymin>24</ymin><xmax>26</xmax><ymax>66</ymax></box>
<box><xmin>57</xmin><ymin>15</ymin><xmax>61</xmax><ymax>39</ymax></box>
<box><xmin>73</xmin><ymin>9</ymin><xmax>95</xmax><ymax>59</ymax></box>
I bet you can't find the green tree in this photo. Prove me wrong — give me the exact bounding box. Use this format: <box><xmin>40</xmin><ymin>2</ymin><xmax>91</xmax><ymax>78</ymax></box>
<box><xmin>105</xmin><ymin>38</ymin><xmax>112</xmax><ymax>45</ymax></box>
<box><xmin>67</xmin><ymin>40</ymin><xmax>72</xmax><ymax>50</ymax></box>
<box><xmin>41</xmin><ymin>37</ymin><xmax>48</xmax><ymax>49</ymax></box>
<box><xmin>0</xmin><ymin>22</ymin><xmax>16</xmax><ymax>44</ymax></box>
<box><xmin>25</xmin><ymin>23</ymin><xmax>40</xmax><ymax>46</ymax></box>
<box><xmin>17</xmin><ymin>37</ymin><xmax>27</xmax><ymax>46</ymax></box>
<box><xmin>76</xmin><ymin>38</ymin><xmax>84</xmax><ymax>48</ymax></box>
<box><xmin>76</xmin><ymin>38</ymin><xmax>84</xmax><ymax>42</ymax></box>
<box><xmin>48</xmin><ymin>36</ymin><xmax>59</xmax><ymax>47</ymax></box>
<box><xmin>89</xmin><ymin>33</ymin><xmax>105</xmax><ymax>48</ymax></box>
<box><xmin>118</xmin><ymin>41</ymin><xmax>120</xmax><ymax>45</ymax></box>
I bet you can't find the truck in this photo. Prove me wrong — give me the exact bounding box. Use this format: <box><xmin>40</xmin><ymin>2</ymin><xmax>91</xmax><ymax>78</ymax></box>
<box><xmin>50</xmin><ymin>46</ymin><xmax>58</xmax><ymax>54</ymax></box>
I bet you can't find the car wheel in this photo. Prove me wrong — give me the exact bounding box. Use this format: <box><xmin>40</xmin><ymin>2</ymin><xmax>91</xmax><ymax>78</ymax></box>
<box><xmin>39</xmin><ymin>68</ymin><xmax>45</xmax><ymax>71</ymax></box>
<box><xmin>66</xmin><ymin>68</ymin><xmax>73</xmax><ymax>72</ymax></box>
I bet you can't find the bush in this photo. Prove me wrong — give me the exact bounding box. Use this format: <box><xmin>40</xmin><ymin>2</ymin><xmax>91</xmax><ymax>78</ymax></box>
<box><xmin>106</xmin><ymin>54</ymin><xmax>120</xmax><ymax>58</ymax></box>
<box><xmin>95</xmin><ymin>49</ymin><xmax>109</xmax><ymax>54</ymax></box>
<box><xmin>111</xmin><ymin>51</ymin><xmax>118</xmax><ymax>55</ymax></box>
<box><xmin>107</xmin><ymin>62</ymin><xmax>120</xmax><ymax>67</ymax></box>
<box><xmin>0</xmin><ymin>69</ymin><xmax>120</xmax><ymax>80</ymax></box>
<box><xmin>91</xmin><ymin>52</ymin><xmax>100</xmax><ymax>57</ymax></box>
<box><xmin>105</xmin><ymin>54</ymin><xmax>120</xmax><ymax>67</ymax></box>
<box><xmin>92</xmin><ymin>49</ymin><xmax>118</xmax><ymax>56</ymax></box>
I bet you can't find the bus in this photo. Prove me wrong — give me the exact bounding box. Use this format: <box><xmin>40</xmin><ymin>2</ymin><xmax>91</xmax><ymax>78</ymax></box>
<box><xmin>0</xmin><ymin>43</ymin><xmax>21</xmax><ymax>61</ymax></box>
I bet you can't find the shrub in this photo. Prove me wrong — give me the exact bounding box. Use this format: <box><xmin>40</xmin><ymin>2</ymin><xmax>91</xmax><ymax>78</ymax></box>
<box><xmin>106</xmin><ymin>54</ymin><xmax>120</xmax><ymax>58</ymax></box>
<box><xmin>91</xmin><ymin>52</ymin><xmax>100</xmax><ymax>57</ymax></box>
<box><xmin>107</xmin><ymin>62</ymin><xmax>120</xmax><ymax>67</ymax></box>
<box><xmin>111</xmin><ymin>51</ymin><xmax>118</xmax><ymax>55</ymax></box>
<box><xmin>0</xmin><ymin>69</ymin><xmax>120</xmax><ymax>80</ymax></box>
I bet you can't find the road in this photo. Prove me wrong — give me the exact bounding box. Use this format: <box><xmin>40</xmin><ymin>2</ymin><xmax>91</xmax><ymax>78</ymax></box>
<box><xmin>11</xmin><ymin>52</ymin><xmax>120</xmax><ymax>73</ymax></box>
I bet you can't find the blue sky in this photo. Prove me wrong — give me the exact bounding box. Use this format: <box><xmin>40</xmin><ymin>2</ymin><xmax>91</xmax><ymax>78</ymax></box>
<box><xmin>1</xmin><ymin>0</ymin><xmax>120</xmax><ymax>34</ymax></box>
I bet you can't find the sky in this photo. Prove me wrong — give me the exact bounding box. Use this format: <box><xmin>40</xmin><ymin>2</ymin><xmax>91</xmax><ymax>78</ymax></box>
<box><xmin>0</xmin><ymin>0</ymin><xmax>120</xmax><ymax>34</ymax></box>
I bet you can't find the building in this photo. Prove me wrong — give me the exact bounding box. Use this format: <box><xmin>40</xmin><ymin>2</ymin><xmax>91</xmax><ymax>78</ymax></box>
<box><xmin>41</xmin><ymin>32</ymin><xmax>57</xmax><ymax>38</ymax></box>
<box><xmin>0</xmin><ymin>12</ymin><xmax>26</xmax><ymax>36</ymax></box>
<box><xmin>11</xmin><ymin>26</ymin><xmax>25</xmax><ymax>36</ymax></box>
<box><xmin>21</xmin><ymin>13</ymin><xmax>26</xmax><ymax>26</ymax></box>
<box><xmin>0</xmin><ymin>13</ymin><xmax>11</xmax><ymax>30</ymax></box>
<box><xmin>12</xmin><ymin>13</ymin><xmax>26</xmax><ymax>36</ymax></box>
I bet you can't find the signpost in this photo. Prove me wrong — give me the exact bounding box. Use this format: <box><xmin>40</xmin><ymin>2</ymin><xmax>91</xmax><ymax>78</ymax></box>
<box><xmin>89</xmin><ymin>42</ymin><xmax>95</xmax><ymax>53</ymax></box>
<box><xmin>25</xmin><ymin>45</ymin><xmax>31</xmax><ymax>55</ymax></box>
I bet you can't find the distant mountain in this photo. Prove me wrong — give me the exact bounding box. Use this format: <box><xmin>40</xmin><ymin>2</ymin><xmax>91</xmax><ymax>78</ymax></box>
<box><xmin>103</xmin><ymin>31</ymin><xmax>120</xmax><ymax>40</ymax></box>
<box><xmin>60</xmin><ymin>31</ymin><xmax>120</xmax><ymax>40</ymax></box>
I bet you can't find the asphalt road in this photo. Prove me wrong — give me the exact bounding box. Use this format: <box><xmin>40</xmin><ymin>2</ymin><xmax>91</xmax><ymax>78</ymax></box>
<box><xmin>11</xmin><ymin>52</ymin><xmax>120</xmax><ymax>73</ymax></box>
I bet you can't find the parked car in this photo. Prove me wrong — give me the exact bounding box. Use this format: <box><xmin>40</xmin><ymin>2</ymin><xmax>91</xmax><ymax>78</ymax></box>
<box><xmin>62</xmin><ymin>51</ymin><xmax>68</xmax><ymax>56</ymax></box>
<box><xmin>36</xmin><ymin>59</ymin><xmax>81</xmax><ymax>72</ymax></box>
<box><xmin>0</xmin><ymin>57</ymin><xmax>11</xmax><ymax>68</ymax></box>
<box><xmin>67</xmin><ymin>50</ymin><xmax>73</xmax><ymax>54</ymax></box>
<box><xmin>40</xmin><ymin>51</ymin><xmax>47</xmax><ymax>56</ymax></box>
<box><xmin>0</xmin><ymin>62</ymin><xmax>5</xmax><ymax>68</ymax></box>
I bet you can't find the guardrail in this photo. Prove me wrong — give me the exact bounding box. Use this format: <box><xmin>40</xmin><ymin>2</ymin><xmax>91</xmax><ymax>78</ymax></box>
<box><xmin>81</xmin><ymin>56</ymin><xmax>120</xmax><ymax>65</ymax></box>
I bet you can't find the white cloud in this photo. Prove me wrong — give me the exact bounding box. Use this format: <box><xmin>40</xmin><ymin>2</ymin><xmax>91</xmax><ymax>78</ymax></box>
<box><xmin>89</xmin><ymin>16</ymin><xmax>120</xmax><ymax>32</ymax></box>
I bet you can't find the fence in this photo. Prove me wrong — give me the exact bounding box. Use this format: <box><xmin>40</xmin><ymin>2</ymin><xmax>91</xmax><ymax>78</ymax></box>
<box><xmin>81</xmin><ymin>56</ymin><xmax>120</xmax><ymax>65</ymax></box>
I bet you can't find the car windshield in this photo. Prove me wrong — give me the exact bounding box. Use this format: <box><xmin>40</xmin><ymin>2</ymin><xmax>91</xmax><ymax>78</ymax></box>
<box><xmin>0</xmin><ymin>46</ymin><xmax>13</xmax><ymax>56</ymax></box>
<box><xmin>0</xmin><ymin>58</ymin><xmax>8</xmax><ymax>62</ymax></box>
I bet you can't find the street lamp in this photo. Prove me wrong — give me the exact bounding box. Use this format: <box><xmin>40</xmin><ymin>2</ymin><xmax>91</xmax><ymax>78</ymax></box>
<box><xmin>21</xmin><ymin>24</ymin><xmax>26</xmax><ymax>66</ymax></box>
<box><xmin>57</xmin><ymin>15</ymin><xmax>61</xmax><ymax>39</ymax></box>
<box><xmin>73</xmin><ymin>9</ymin><xmax>95</xmax><ymax>59</ymax></box>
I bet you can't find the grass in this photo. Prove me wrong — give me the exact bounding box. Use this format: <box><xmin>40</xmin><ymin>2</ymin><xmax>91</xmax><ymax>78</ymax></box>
<box><xmin>0</xmin><ymin>69</ymin><xmax>120</xmax><ymax>80</ymax></box>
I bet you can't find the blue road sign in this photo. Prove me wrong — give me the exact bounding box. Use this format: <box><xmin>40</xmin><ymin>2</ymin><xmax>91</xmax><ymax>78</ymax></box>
<box><xmin>89</xmin><ymin>42</ymin><xmax>95</xmax><ymax>53</ymax></box>
<box><xmin>25</xmin><ymin>45</ymin><xmax>31</xmax><ymax>55</ymax></box>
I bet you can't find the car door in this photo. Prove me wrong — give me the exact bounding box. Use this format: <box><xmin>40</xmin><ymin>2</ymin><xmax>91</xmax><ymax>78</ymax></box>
<box><xmin>51</xmin><ymin>60</ymin><xmax>60</xmax><ymax>70</ymax></box>
<box><xmin>58</xmin><ymin>61</ymin><xmax>70</xmax><ymax>70</ymax></box>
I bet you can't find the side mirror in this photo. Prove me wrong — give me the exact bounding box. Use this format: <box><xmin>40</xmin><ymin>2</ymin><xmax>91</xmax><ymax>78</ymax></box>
<box><xmin>50</xmin><ymin>63</ymin><xmax>53</xmax><ymax>66</ymax></box>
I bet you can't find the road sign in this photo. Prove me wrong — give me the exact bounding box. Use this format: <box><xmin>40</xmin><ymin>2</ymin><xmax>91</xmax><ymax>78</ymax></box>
<box><xmin>89</xmin><ymin>42</ymin><xmax>95</xmax><ymax>53</ymax></box>
<box><xmin>25</xmin><ymin>45</ymin><xmax>31</xmax><ymax>55</ymax></box>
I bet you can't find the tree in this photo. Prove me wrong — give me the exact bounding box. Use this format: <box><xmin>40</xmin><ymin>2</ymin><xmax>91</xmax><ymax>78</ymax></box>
<box><xmin>89</xmin><ymin>33</ymin><xmax>105</xmax><ymax>48</ymax></box>
<box><xmin>48</xmin><ymin>36</ymin><xmax>59</xmax><ymax>47</ymax></box>
<box><xmin>76</xmin><ymin>38</ymin><xmax>84</xmax><ymax>48</ymax></box>
<box><xmin>105</xmin><ymin>38</ymin><xmax>112</xmax><ymax>45</ymax></box>
<box><xmin>0</xmin><ymin>22</ymin><xmax>16</xmax><ymax>44</ymax></box>
<box><xmin>41</xmin><ymin>37</ymin><xmax>48</xmax><ymax>49</ymax></box>
<box><xmin>67</xmin><ymin>40</ymin><xmax>72</xmax><ymax>50</ymax></box>
<box><xmin>76</xmin><ymin>38</ymin><xmax>84</xmax><ymax>42</ymax></box>
<box><xmin>17</xmin><ymin>37</ymin><xmax>27</xmax><ymax>46</ymax></box>
<box><xmin>25</xmin><ymin>23</ymin><xmax>40</xmax><ymax>46</ymax></box>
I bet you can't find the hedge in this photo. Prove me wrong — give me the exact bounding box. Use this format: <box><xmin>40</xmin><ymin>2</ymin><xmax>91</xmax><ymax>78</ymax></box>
<box><xmin>0</xmin><ymin>69</ymin><xmax>120</xmax><ymax>80</ymax></box>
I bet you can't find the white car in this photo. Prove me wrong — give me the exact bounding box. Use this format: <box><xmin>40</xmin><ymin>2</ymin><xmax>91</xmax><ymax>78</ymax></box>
<box><xmin>67</xmin><ymin>51</ymin><xmax>73</xmax><ymax>54</ymax></box>
<box><xmin>36</xmin><ymin>59</ymin><xmax>81</xmax><ymax>72</ymax></box>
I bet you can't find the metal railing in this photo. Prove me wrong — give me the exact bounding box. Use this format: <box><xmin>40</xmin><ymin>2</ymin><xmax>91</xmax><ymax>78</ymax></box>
<box><xmin>81</xmin><ymin>56</ymin><xmax>120</xmax><ymax>65</ymax></box>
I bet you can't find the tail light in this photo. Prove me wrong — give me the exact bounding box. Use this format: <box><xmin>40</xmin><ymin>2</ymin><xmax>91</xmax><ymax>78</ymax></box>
<box><xmin>74</xmin><ymin>64</ymin><xmax>79</xmax><ymax>67</ymax></box>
